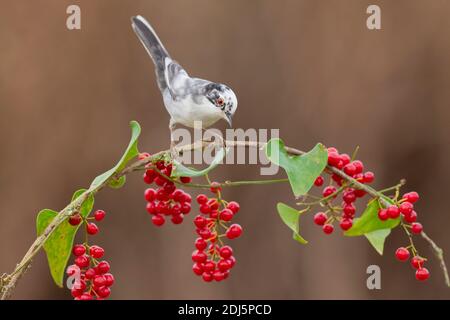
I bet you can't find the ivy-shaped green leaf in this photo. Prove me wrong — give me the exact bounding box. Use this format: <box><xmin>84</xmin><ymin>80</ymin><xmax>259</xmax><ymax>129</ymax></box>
<box><xmin>89</xmin><ymin>121</ymin><xmax>141</xmax><ymax>190</ymax></box>
<box><xmin>36</xmin><ymin>189</ymin><xmax>94</xmax><ymax>287</ymax></box>
<box><xmin>171</xmin><ymin>147</ymin><xmax>228</xmax><ymax>178</ymax></box>
<box><xmin>364</xmin><ymin>229</ymin><xmax>391</xmax><ymax>255</ymax></box>
<box><xmin>276</xmin><ymin>202</ymin><xmax>308</xmax><ymax>244</ymax></box>
<box><xmin>345</xmin><ymin>199</ymin><xmax>400</xmax><ymax>237</ymax></box>
<box><xmin>265</xmin><ymin>139</ymin><xmax>328</xmax><ymax>197</ymax></box>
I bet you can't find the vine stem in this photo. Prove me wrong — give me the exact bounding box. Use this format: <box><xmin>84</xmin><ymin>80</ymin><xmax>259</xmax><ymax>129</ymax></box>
<box><xmin>1</xmin><ymin>139</ymin><xmax>448</xmax><ymax>299</ymax></box>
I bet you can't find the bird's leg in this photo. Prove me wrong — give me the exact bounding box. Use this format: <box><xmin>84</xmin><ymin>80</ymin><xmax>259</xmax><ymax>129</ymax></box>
<box><xmin>169</xmin><ymin>119</ymin><xmax>178</xmax><ymax>160</ymax></box>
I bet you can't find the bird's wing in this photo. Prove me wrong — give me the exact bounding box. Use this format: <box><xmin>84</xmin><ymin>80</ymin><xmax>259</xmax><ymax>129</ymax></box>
<box><xmin>164</xmin><ymin>59</ymin><xmax>209</xmax><ymax>102</ymax></box>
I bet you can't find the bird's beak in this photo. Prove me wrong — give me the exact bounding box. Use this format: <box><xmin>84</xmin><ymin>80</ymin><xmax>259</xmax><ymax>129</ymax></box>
<box><xmin>224</xmin><ymin>113</ymin><xmax>233</xmax><ymax>127</ymax></box>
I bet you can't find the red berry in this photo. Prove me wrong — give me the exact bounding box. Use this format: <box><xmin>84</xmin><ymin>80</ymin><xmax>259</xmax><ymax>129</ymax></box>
<box><xmin>404</xmin><ymin>210</ymin><xmax>417</xmax><ymax>223</ymax></box>
<box><xmin>151</xmin><ymin>214</ymin><xmax>165</xmax><ymax>226</ymax></box>
<box><xmin>192</xmin><ymin>263</ymin><xmax>203</xmax><ymax>276</ymax></box>
<box><xmin>196</xmin><ymin>194</ymin><xmax>208</xmax><ymax>204</ymax></box>
<box><xmin>340</xmin><ymin>219</ymin><xmax>353</xmax><ymax>231</ymax></box>
<box><xmin>218</xmin><ymin>259</ymin><xmax>231</xmax><ymax>272</ymax></box>
<box><xmin>378</xmin><ymin>209</ymin><xmax>389</xmax><ymax>221</ymax></box>
<box><xmin>411</xmin><ymin>222</ymin><xmax>423</xmax><ymax>234</ymax></box>
<box><xmin>72</xmin><ymin>244</ymin><xmax>86</xmax><ymax>257</ymax></box>
<box><xmin>69</xmin><ymin>213</ymin><xmax>82</xmax><ymax>226</ymax></box>
<box><xmin>78</xmin><ymin>293</ymin><xmax>93</xmax><ymax>300</ymax></box>
<box><xmin>202</xmin><ymin>272</ymin><xmax>213</xmax><ymax>282</ymax></box>
<box><xmin>181</xmin><ymin>202</ymin><xmax>191</xmax><ymax>214</ymax></box>
<box><xmin>96</xmin><ymin>261</ymin><xmax>110</xmax><ymax>274</ymax></box>
<box><xmin>314</xmin><ymin>176</ymin><xmax>324</xmax><ymax>187</ymax></box>
<box><xmin>197</xmin><ymin>228</ymin><xmax>212</xmax><ymax>240</ymax></box>
<box><xmin>322</xmin><ymin>186</ymin><xmax>337</xmax><ymax>197</ymax></box>
<box><xmin>199</xmin><ymin>204</ymin><xmax>211</xmax><ymax>214</ymax></box>
<box><xmin>327</xmin><ymin>147</ymin><xmax>338</xmax><ymax>153</ymax></box>
<box><xmin>352</xmin><ymin>160</ymin><xmax>364</xmax><ymax>174</ymax></box>
<box><xmin>85</xmin><ymin>268</ymin><xmax>96</xmax><ymax>279</ymax></box>
<box><xmin>399</xmin><ymin>202</ymin><xmax>414</xmax><ymax>215</ymax></box>
<box><xmin>143</xmin><ymin>173</ymin><xmax>153</xmax><ymax>184</ymax></box>
<box><xmin>226</xmin><ymin>224</ymin><xmax>243</xmax><ymax>239</ymax></box>
<box><xmin>322</xmin><ymin>224</ymin><xmax>334</xmax><ymax>234</ymax></box>
<box><xmin>171</xmin><ymin>214</ymin><xmax>184</xmax><ymax>224</ymax></box>
<box><xmin>144</xmin><ymin>189</ymin><xmax>156</xmax><ymax>202</ymax></box>
<box><xmin>219</xmin><ymin>246</ymin><xmax>233</xmax><ymax>259</ymax></box>
<box><xmin>180</xmin><ymin>176</ymin><xmax>192</xmax><ymax>184</ymax></box>
<box><xmin>328</xmin><ymin>152</ymin><xmax>340</xmax><ymax>166</ymax></box>
<box><xmin>86</xmin><ymin>223</ymin><xmax>99</xmax><ymax>235</ymax></box>
<box><xmin>343</xmin><ymin>191</ymin><xmax>356</xmax><ymax>204</ymax></box>
<box><xmin>411</xmin><ymin>256</ymin><xmax>425</xmax><ymax>269</ymax></box>
<box><xmin>75</xmin><ymin>255</ymin><xmax>90</xmax><ymax>268</ymax></box>
<box><xmin>415</xmin><ymin>268</ymin><xmax>430</xmax><ymax>281</ymax></box>
<box><xmin>395</xmin><ymin>247</ymin><xmax>410</xmax><ymax>261</ymax></box>
<box><xmin>219</xmin><ymin>209</ymin><xmax>234</xmax><ymax>221</ymax></box>
<box><xmin>340</xmin><ymin>153</ymin><xmax>351</xmax><ymax>165</ymax></box>
<box><xmin>313</xmin><ymin>212</ymin><xmax>327</xmax><ymax>226</ymax></box>
<box><xmin>403</xmin><ymin>192</ymin><xmax>419</xmax><ymax>204</ymax></box>
<box><xmin>343</xmin><ymin>163</ymin><xmax>357</xmax><ymax>176</ymax></box>
<box><xmin>203</xmin><ymin>261</ymin><xmax>216</xmax><ymax>273</ymax></box>
<box><xmin>226</xmin><ymin>201</ymin><xmax>240</xmax><ymax>214</ymax></box>
<box><xmin>210</xmin><ymin>182</ymin><xmax>222</xmax><ymax>194</ymax></box>
<box><xmin>94</xmin><ymin>210</ymin><xmax>106</xmax><ymax>221</ymax></box>
<box><xmin>363</xmin><ymin>171</ymin><xmax>375</xmax><ymax>183</ymax></box>
<box><xmin>93</xmin><ymin>275</ymin><xmax>106</xmax><ymax>287</ymax></box>
<box><xmin>195</xmin><ymin>238</ymin><xmax>208</xmax><ymax>251</ymax></box>
<box><xmin>194</xmin><ymin>215</ymin><xmax>207</xmax><ymax>228</ymax></box>
<box><xmin>343</xmin><ymin>204</ymin><xmax>356</xmax><ymax>217</ymax></box>
<box><xmin>146</xmin><ymin>202</ymin><xmax>156</xmax><ymax>215</ymax></box>
<box><xmin>89</xmin><ymin>245</ymin><xmax>105</xmax><ymax>259</ymax></box>
<box><xmin>192</xmin><ymin>250</ymin><xmax>207</xmax><ymax>263</ymax></box>
<box><xmin>387</xmin><ymin>205</ymin><xmax>400</xmax><ymax>219</ymax></box>
<box><xmin>97</xmin><ymin>286</ymin><xmax>111</xmax><ymax>298</ymax></box>
<box><xmin>207</xmin><ymin>199</ymin><xmax>219</xmax><ymax>211</ymax></box>
<box><xmin>354</xmin><ymin>189</ymin><xmax>366</xmax><ymax>198</ymax></box>
<box><xmin>213</xmin><ymin>270</ymin><xmax>225</xmax><ymax>281</ymax></box>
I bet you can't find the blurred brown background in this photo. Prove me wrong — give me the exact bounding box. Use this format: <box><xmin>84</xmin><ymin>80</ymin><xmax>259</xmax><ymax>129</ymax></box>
<box><xmin>1</xmin><ymin>0</ymin><xmax>449</xmax><ymax>299</ymax></box>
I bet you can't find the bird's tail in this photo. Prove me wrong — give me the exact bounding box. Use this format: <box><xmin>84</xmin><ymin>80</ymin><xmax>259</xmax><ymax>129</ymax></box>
<box><xmin>131</xmin><ymin>15</ymin><xmax>170</xmax><ymax>90</ymax></box>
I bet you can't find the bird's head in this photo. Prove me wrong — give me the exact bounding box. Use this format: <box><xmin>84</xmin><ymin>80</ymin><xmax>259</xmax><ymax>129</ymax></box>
<box><xmin>205</xmin><ymin>83</ymin><xmax>238</xmax><ymax>127</ymax></box>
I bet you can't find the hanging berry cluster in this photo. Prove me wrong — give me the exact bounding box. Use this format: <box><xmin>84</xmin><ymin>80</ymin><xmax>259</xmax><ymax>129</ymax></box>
<box><xmin>311</xmin><ymin>147</ymin><xmax>375</xmax><ymax>234</ymax></box>
<box><xmin>141</xmin><ymin>153</ymin><xmax>192</xmax><ymax>226</ymax></box>
<box><xmin>192</xmin><ymin>184</ymin><xmax>242</xmax><ymax>282</ymax></box>
<box><xmin>382</xmin><ymin>192</ymin><xmax>429</xmax><ymax>281</ymax></box>
<box><xmin>140</xmin><ymin>153</ymin><xmax>242</xmax><ymax>282</ymax></box>
<box><xmin>299</xmin><ymin>146</ymin><xmax>429</xmax><ymax>282</ymax></box>
<box><xmin>66</xmin><ymin>209</ymin><xmax>114</xmax><ymax>300</ymax></box>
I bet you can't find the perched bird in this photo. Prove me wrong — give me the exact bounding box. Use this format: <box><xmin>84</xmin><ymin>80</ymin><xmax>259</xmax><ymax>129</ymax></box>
<box><xmin>131</xmin><ymin>15</ymin><xmax>238</xmax><ymax>147</ymax></box>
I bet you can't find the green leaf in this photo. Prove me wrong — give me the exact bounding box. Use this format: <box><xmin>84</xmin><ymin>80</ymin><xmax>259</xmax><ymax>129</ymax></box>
<box><xmin>36</xmin><ymin>189</ymin><xmax>94</xmax><ymax>287</ymax></box>
<box><xmin>265</xmin><ymin>139</ymin><xmax>328</xmax><ymax>197</ymax></box>
<box><xmin>364</xmin><ymin>229</ymin><xmax>391</xmax><ymax>255</ymax></box>
<box><xmin>171</xmin><ymin>147</ymin><xmax>228</xmax><ymax>178</ymax></box>
<box><xmin>89</xmin><ymin>121</ymin><xmax>141</xmax><ymax>190</ymax></box>
<box><xmin>276</xmin><ymin>202</ymin><xmax>308</xmax><ymax>244</ymax></box>
<box><xmin>345</xmin><ymin>199</ymin><xmax>400</xmax><ymax>237</ymax></box>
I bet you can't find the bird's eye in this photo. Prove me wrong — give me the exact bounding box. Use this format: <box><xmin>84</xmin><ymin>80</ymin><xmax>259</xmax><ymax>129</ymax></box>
<box><xmin>216</xmin><ymin>98</ymin><xmax>224</xmax><ymax>106</ymax></box>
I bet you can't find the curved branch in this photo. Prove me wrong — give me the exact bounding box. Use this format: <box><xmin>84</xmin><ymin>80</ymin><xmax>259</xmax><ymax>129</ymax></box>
<box><xmin>1</xmin><ymin>139</ymin><xmax>448</xmax><ymax>299</ymax></box>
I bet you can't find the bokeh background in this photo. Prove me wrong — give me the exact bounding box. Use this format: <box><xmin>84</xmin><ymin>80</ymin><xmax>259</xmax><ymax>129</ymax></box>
<box><xmin>1</xmin><ymin>0</ymin><xmax>449</xmax><ymax>299</ymax></box>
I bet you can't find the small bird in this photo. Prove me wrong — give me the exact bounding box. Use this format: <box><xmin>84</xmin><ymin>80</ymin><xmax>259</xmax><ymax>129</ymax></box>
<box><xmin>131</xmin><ymin>15</ymin><xmax>238</xmax><ymax>146</ymax></box>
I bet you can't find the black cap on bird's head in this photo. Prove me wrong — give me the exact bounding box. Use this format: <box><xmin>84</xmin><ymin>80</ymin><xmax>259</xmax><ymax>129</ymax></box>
<box><xmin>205</xmin><ymin>83</ymin><xmax>237</xmax><ymax>127</ymax></box>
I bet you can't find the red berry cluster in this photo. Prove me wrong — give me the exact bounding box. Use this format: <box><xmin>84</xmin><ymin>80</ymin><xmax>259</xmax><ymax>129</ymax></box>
<box><xmin>192</xmin><ymin>183</ymin><xmax>242</xmax><ymax>282</ymax></box>
<box><xmin>141</xmin><ymin>154</ymin><xmax>192</xmax><ymax>226</ymax></box>
<box><xmin>66</xmin><ymin>210</ymin><xmax>114</xmax><ymax>300</ymax></box>
<box><xmin>312</xmin><ymin>147</ymin><xmax>375</xmax><ymax>234</ymax></box>
<box><xmin>384</xmin><ymin>191</ymin><xmax>429</xmax><ymax>281</ymax></box>
<box><xmin>395</xmin><ymin>247</ymin><xmax>429</xmax><ymax>281</ymax></box>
